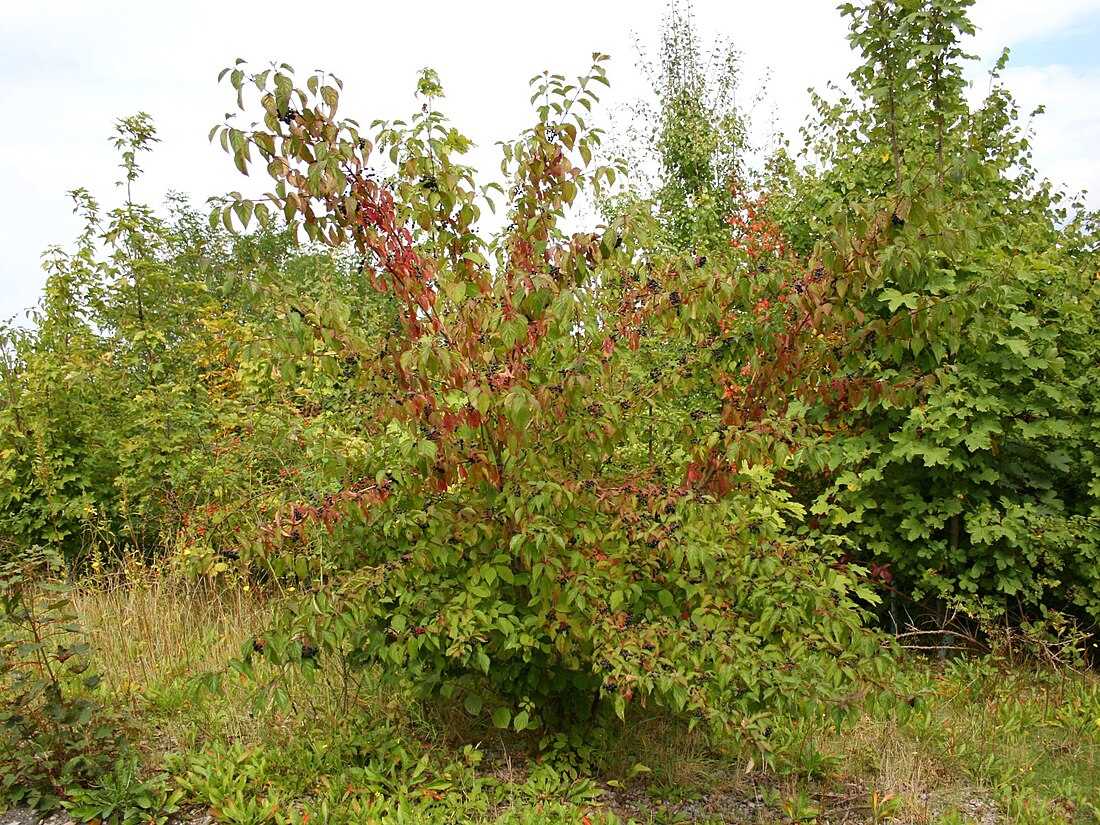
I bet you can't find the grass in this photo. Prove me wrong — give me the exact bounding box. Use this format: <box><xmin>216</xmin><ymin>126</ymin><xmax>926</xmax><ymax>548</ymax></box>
<box><xmin>5</xmin><ymin>567</ymin><xmax>1100</xmax><ymax>824</ymax></box>
<box><xmin>72</xmin><ymin>570</ymin><xmax>269</xmax><ymax>689</ymax></box>
<box><xmin>822</xmin><ymin>661</ymin><xmax>1100</xmax><ymax>823</ymax></box>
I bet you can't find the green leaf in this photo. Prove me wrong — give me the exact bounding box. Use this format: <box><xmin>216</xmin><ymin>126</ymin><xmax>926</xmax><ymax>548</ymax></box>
<box><xmin>417</xmin><ymin>439</ymin><xmax>438</xmax><ymax>461</ymax></box>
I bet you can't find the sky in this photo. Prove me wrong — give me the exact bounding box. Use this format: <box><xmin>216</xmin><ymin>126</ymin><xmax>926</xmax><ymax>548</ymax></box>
<box><xmin>2</xmin><ymin>0</ymin><xmax>1098</xmax><ymax>325</ymax></box>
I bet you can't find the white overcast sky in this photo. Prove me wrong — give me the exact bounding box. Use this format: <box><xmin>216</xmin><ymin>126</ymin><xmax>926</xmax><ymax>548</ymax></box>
<box><xmin>2</xmin><ymin>0</ymin><xmax>1098</xmax><ymax>324</ymax></box>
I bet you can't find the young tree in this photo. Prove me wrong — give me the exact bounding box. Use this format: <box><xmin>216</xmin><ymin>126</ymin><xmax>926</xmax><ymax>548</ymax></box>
<box><xmin>612</xmin><ymin>1</ymin><xmax>746</xmax><ymax>255</ymax></box>
<box><xmin>765</xmin><ymin>0</ymin><xmax>1100</xmax><ymax>627</ymax></box>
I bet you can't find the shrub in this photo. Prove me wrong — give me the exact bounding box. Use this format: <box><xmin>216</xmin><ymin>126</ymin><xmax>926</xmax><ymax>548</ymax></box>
<box><xmin>210</xmin><ymin>57</ymin><xmax>893</xmax><ymax>758</ymax></box>
<box><xmin>0</xmin><ymin>547</ymin><xmax>126</xmax><ymax>810</ymax></box>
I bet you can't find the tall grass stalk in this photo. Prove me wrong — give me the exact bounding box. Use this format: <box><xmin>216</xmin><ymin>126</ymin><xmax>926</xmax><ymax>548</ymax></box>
<box><xmin>70</xmin><ymin>565</ymin><xmax>269</xmax><ymax>693</ymax></box>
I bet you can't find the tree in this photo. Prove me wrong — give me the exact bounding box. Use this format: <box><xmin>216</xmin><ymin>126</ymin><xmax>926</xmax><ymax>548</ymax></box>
<box><xmin>0</xmin><ymin>115</ymin><xmax>387</xmax><ymax>568</ymax></box>
<box><xmin>611</xmin><ymin>1</ymin><xmax>746</xmax><ymax>255</ymax></box>
<box><xmin>763</xmin><ymin>0</ymin><xmax>1100</xmax><ymax>628</ymax></box>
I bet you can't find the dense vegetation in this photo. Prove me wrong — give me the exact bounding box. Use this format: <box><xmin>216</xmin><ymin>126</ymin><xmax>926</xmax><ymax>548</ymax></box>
<box><xmin>2</xmin><ymin>1</ymin><xmax>1098</xmax><ymax>822</ymax></box>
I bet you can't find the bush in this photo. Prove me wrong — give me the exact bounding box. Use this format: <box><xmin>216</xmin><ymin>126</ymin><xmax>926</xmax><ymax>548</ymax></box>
<box><xmin>0</xmin><ymin>548</ymin><xmax>127</xmax><ymax>810</ymax></box>
<box><xmin>209</xmin><ymin>57</ymin><xmax>893</xmax><ymax>759</ymax></box>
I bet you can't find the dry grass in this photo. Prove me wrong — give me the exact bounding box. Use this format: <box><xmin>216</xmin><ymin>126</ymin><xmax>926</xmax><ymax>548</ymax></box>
<box><xmin>70</xmin><ymin>568</ymin><xmax>270</xmax><ymax>693</ymax></box>
<box><xmin>821</xmin><ymin>660</ymin><xmax>1100</xmax><ymax>823</ymax></box>
<box><xmin>66</xmin><ymin>566</ymin><xmax>306</xmax><ymax>757</ymax></box>
<box><xmin>826</xmin><ymin>715</ymin><xmax>967</xmax><ymax>823</ymax></box>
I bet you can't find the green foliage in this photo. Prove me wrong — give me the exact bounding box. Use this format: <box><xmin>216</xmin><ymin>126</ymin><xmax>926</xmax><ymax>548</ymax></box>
<box><xmin>3</xmin><ymin>6</ymin><xmax>1100</xmax><ymax>819</ymax></box>
<box><xmin>649</xmin><ymin>3</ymin><xmax>744</xmax><ymax>253</ymax></box>
<box><xmin>841</xmin><ymin>0</ymin><xmax>976</xmax><ymax>193</ymax></box>
<box><xmin>172</xmin><ymin>742</ymin><xmax>286</xmax><ymax>824</ymax></box>
<box><xmin>0</xmin><ymin>548</ymin><xmax>126</xmax><ymax>810</ymax></box>
<box><xmin>0</xmin><ymin>125</ymin><xmax>232</xmax><ymax>563</ymax></box>
<box><xmin>169</xmin><ymin>735</ymin><xmax>512</xmax><ymax>824</ymax></box>
<box><xmin>781</xmin><ymin>787</ymin><xmax>821</xmax><ymax>824</ymax></box>
<box><xmin>61</xmin><ymin>755</ymin><xmax>183</xmax><ymax>825</ymax></box>
<box><xmin>6</xmin><ymin>558</ymin><xmax>1098</xmax><ymax>824</ymax></box>
<box><xmin>614</xmin><ymin>1</ymin><xmax>746</xmax><ymax>254</ymax></box>
<box><xmin>211</xmin><ymin>56</ymin><xmax>890</xmax><ymax>758</ymax></box>
<box><xmin>0</xmin><ymin>114</ymin><xmax>398</xmax><ymax>572</ymax></box>
<box><xmin>760</xmin><ymin>0</ymin><xmax>1100</xmax><ymax>626</ymax></box>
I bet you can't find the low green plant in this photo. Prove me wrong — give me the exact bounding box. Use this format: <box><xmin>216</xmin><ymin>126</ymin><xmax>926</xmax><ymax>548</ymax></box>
<box><xmin>781</xmin><ymin>787</ymin><xmax>820</xmax><ymax>824</ymax></box>
<box><xmin>515</xmin><ymin>763</ymin><xmax>603</xmax><ymax>806</ymax></box>
<box><xmin>869</xmin><ymin>789</ymin><xmax>901</xmax><ymax>824</ymax></box>
<box><xmin>645</xmin><ymin>781</ymin><xmax>701</xmax><ymax>805</ymax></box>
<box><xmin>61</xmin><ymin>754</ymin><xmax>183</xmax><ymax>825</ymax></box>
<box><xmin>0</xmin><ymin>547</ymin><xmax>126</xmax><ymax>810</ymax></box>
<box><xmin>999</xmin><ymin>792</ymin><xmax>1070</xmax><ymax>825</ymax></box>
<box><xmin>209</xmin><ymin>791</ymin><xmax>284</xmax><ymax>825</ymax></box>
<box><xmin>494</xmin><ymin>803</ymin><xmax>619</xmax><ymax>825</ymax></box>
<box><xmin>170</xmin><ymin>740</ymin><xmax>291</xmax><ymax>824</ymax></box>
<box><xmin>352</xmin><ymin>739</ymin><xmax>455</xmax><ymax>799</ymax></box>
<box><xmin>640</xmin><ymin>806</ymin><xmax>691</xmax><ymax>825</ymax></box>
<box><xmin>773</xmin><ymin>735</ymin><xmax>840</xmax><ymax>782</ymax></box>
<box><xmin>169</xmin><ymin>741</ymin><xmax>269</xmax><ymax>810</ymax></box>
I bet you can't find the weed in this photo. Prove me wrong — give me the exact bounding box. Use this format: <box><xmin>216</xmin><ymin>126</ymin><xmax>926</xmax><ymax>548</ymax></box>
<box><xmin>61</xmin><ymin>754</ymin><xmax>183</xmax><ymax>825</ymax></box>
<box><xmin>645</xmin><ymin>781</ymin><xmax>701</xmax><ymax>805</ymax></box>
<box><xmin>0</xmin><ymin>548</ymin><xmax>126</xmax><ymax>810</ymax></box>
<box><xmin>781</xmin><ymin>787</ymin><xmax>820</xmax><ymax>824</ymax></box>
<box><xmin>6</xmin><ymin>568</ymin><xmax>1092</xmax><ymax>825</ymax></box>
<box><xmin>169</xmin><ymin>741</ymin><xmax>270</xmax><ymax>815</ymax></box>
<box><xmin>515</xmin><ymin>763</ymin><xmax>603</xmax><ymax>806</ymax></box>
<box><xmin>869</xmin><ymin>788</ymin><xmax>901</xmax><ymax>824</ymax></box>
